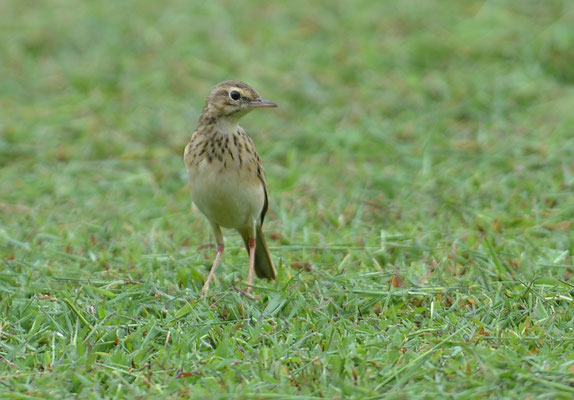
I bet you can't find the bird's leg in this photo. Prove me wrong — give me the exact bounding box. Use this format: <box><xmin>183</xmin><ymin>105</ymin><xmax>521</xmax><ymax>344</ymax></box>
<box><xmin>247</xmin><ymin>237</ymin><xmax>256</xmax><ymax>293</ymax></box>
<box><xmin>201</xmin><ymin>224</ymin><xmax>224</xmax><ymax>298</ymax></box>
<box><xmin>200</xmin><ymin>244</ymin><xmax>223</xmax><ymax>298</ymax></box>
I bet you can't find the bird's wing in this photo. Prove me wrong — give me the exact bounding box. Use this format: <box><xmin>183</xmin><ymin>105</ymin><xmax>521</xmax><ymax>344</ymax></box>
<box><xmin>242</xmin><ymin>130</ymin><xmax>269</xmax><ymax>225</ymax></box>
<box><xmin>257</xmin><ymin>163</ymin><xmax>269</xmax><ymax>225</ymax></box>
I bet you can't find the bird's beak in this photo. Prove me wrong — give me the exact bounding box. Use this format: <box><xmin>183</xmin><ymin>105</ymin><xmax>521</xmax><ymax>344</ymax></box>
<box><xmin>249</xmin><ymin>98</ymin><xmax>277</xmax><ymax>108</ymax></box>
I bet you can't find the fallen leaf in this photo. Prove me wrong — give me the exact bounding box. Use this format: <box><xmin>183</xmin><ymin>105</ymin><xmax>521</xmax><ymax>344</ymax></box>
<box><xmin>176</xmin><ymin>371</ymin><xmax>202</xmax><ymax>379</ymax></box>
<box><xmin>389</xmin><ymin>273</ymin><xmax>403</xmax><ymax>288</ymax></box>
<box><xmin>291</xmin><ymin>262</ymin><xmax>312</xmax><ymax>271</ymax></box>
<box><xmin>545</xmin><ymin>221</ymin><xmax>571</xmax><ymax>231</ymax></box>
<box><xmin>269</xmin><ymin>231</ymin><xmax>284</xmax><ymax>241</ymax></box>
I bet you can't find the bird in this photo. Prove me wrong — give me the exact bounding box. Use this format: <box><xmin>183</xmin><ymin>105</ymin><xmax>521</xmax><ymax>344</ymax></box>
<box><xmin>184</xmin><ymin>80</ymin><xmax>278</xmax><ymax>297</ymax></box>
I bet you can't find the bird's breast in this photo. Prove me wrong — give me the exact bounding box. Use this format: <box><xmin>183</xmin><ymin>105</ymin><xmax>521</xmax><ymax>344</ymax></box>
<box><xmin>186</xmin><ymin>149</ymin><xmax>265</xmax><ymax>230</ymax></box>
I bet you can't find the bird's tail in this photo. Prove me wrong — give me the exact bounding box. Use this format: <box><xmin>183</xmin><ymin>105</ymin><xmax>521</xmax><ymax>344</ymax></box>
<box><xmin>242</xmin><ymin>226</ymin><xmax>277</xmax><ymax>280</ymax></box>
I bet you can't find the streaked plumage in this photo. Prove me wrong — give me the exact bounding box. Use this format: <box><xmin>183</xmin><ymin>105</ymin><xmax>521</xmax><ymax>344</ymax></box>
<box><xmin>184</xmin><ymin>80</ymin><xmax>277</xmax><ymax>297</ymax></box>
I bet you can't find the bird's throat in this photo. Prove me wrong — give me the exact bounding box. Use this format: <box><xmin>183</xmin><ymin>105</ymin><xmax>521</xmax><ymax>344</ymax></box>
<box><xmin>214</xmin><ymin>117</ymin><xmax>240</xmax><ymax>136</ymax></box>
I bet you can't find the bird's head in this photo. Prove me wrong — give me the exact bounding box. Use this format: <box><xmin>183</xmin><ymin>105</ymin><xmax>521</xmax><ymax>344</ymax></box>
<box><xmin>201</xmin><ymin>80</ymin><xmax>277</xmax><ymax>121</ymax></box>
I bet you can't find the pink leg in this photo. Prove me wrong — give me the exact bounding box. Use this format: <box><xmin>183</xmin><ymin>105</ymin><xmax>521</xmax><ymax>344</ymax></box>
<box><xmin>201</xmin><ymin>243</ymin><xmax>224</xmax><ymax>298</ymax></box>
<box><xmin>247</xmin><ymin>238</ymin><xmax>256</xmax><ymax>293</ymax></box>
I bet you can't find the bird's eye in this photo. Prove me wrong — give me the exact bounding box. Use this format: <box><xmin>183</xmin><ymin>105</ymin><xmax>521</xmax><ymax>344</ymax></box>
<box><xmin>229</xmin><ymin>90</ymin><xmax>241</xmax><ymax>101</ymax></box>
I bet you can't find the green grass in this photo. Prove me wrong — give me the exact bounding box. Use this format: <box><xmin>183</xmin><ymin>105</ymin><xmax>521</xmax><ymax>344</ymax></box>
<box><xmin>2</xmin><ymin>0</ymin><xmax>574</xmax><ymax>398</ymax></box>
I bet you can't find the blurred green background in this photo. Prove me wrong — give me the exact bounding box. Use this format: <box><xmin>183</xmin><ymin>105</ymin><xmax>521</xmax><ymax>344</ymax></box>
<box><xmin>1</xmin><ymin>0</ymin><xmax>574</xmax><ymax>397</ymax></box>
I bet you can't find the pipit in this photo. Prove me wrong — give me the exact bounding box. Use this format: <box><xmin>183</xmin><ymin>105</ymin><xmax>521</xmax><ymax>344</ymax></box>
<box><xmin>184</xmin><ymin>80</ymin><xmax>278</xmax><ymax>297</ymax></box>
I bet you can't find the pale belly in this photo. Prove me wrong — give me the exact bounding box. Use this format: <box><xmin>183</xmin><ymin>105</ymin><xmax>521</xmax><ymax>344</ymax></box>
<box><xmin>188</xmin><ymin>162</ymin><xmax>265</xmax><ymax>230</ymax></box>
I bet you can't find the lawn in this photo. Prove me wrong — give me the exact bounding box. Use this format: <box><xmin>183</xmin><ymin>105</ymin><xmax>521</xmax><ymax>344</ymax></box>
<box><xmin>1</xmin><ymin>0</ymin><xmax>574</xmax><ymax>398</ymax></box>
